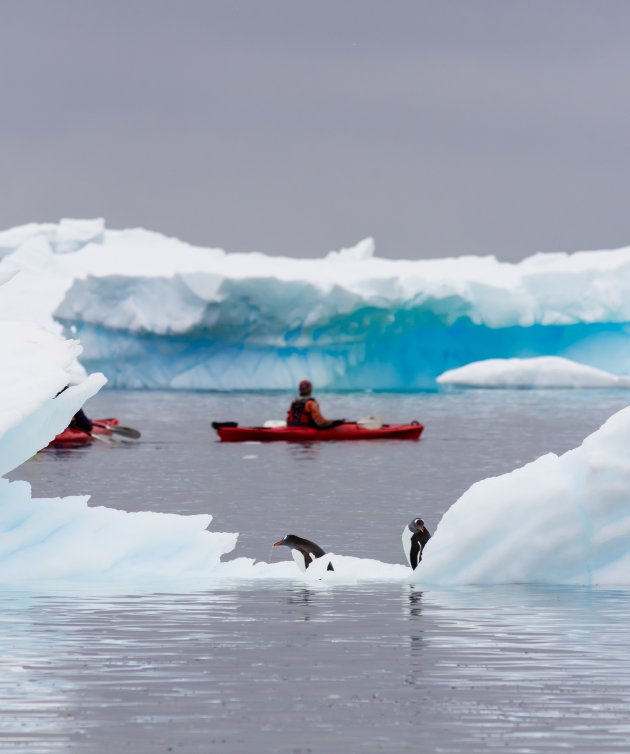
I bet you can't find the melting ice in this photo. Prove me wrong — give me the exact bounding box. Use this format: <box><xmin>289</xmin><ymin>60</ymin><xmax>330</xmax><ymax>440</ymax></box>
<box><xmin>2</xmin><ymin>218</ymin><xmax>630</xmax><ymax>389</ymax></box>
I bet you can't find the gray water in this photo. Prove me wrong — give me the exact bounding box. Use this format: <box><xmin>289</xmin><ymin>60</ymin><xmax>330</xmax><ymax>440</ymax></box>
<box><xmin>5</xmin><ymin>389</ymin><xmax>630</xmax><ymax>753</ymax></box>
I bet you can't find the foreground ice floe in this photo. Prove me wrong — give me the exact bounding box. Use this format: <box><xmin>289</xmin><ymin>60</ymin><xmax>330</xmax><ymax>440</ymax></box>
<box><xmin>0</xmin><ymin>321</ymin><xmax>105</xmax><ymax>475</ymax></box>
<box><xmin>414</xmin><ymin>405</ymin><xmax>630</xmax><ymax>586</ymax></box>
<box><xmin>0</xmin><ymin>315</ymin><xmax>238</xmax><ymax>588</ymax></box>
<box><xmin>438</xmin><ymin>356</ymin><xmax>630</xmax><ymax>389</ymax></box>
<box><xmin>2</xmin><ymin>218</ymin><xmax>630</xmax><ymax>388</ymax></box>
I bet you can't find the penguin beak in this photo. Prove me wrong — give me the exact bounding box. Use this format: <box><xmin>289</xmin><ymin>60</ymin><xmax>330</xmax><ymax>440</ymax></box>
<box><xmin>273</xmin><ymin>540</ymin><xmax>284</xmax><ymax>547</ymax></box>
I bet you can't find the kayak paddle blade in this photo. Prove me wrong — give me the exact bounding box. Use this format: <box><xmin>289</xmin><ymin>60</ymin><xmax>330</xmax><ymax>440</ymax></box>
<box><xmin>93</xmin><ymin>422</ymin><xmax>141</xmax><ymax>439</ymax></box>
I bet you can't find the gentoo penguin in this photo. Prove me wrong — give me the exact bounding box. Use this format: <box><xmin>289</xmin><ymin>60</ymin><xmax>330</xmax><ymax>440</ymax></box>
<box><xmin>402</xmin><ymin>518</ymin><xmax>431</xmax><ymax>570</ymax></box>
<box><xmin>273</xmin><ymin>534</ymin><xmax>334</xmax><ymax>573</ymax></box>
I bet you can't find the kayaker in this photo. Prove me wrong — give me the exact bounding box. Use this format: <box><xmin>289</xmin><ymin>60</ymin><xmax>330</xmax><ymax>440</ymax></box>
<box><xmin>286</xmin><ymin>380</ymin><xmax>345</xmax><ymax>429</ymax></box>
<box><xmin>70</xmin><ymin>408</ymin><xmax>94</xmax><ymax>435</ymax></box>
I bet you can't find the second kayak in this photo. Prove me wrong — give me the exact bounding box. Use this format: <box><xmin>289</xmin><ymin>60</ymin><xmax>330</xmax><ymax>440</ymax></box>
<box><xmin>48</xmin><ymin>418</ymin><xmax>119</xmax><ymax>447</ymax></box>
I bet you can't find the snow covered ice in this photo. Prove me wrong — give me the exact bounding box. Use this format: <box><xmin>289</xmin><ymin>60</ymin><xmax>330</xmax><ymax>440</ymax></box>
<box><xmin>0</xmin><ymin>321</ymin><xmax>105</xmax><ymax>476</ymax></box>
<box><xmin>0</xmin><ymin>306</ymin><xmax>241</xmax><ymax>588</ymax></box>
<box><xmin>438</xmin><ymin>356</ymin><xmax>630</xmax><ymax>389</ymax></box>
<box><xmin>414</xmin><ymin>405</ymin><xmax>630</xmax><ymax>586</ymax></box>
<box><xmin>2</xmin><ymin>218</ymin><xmax>630</xmax><ymax>389</ymax></box>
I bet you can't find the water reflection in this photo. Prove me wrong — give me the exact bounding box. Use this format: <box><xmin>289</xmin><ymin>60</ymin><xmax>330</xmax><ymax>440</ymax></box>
<box><xmin>402</xmin><ymin>586</ymin><xmax>424</xmax><ymax>619</ymax></box>
<box><xmin>286</xmin><ymin>587</ymin><xmax>315</xmax><ymax>621</ymax></box>
<box><xmin>1</xmin><ymin>585</ymin><xmax>630</xmax><ymax>753</ymax></box>
<box><xmin>287</xmin><ymin>442</ymin><xmax>321</xmax><ymax>461</ymax></box>
<box><xmin>287</xmin><ymin>587</ymin><xmax>315</xmax><ymax>606</ymax></box>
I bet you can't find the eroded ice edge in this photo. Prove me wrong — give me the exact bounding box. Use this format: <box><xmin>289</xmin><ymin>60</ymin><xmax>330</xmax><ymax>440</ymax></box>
<box><xmin>437</xmin><ymin>356</ymin><xmax>630</xmax><ymax>389</ymax></box>
<box><xmin>2</xmin><ymin>218</ymin><xmax>630</xmax><ymax>389</ymax></box>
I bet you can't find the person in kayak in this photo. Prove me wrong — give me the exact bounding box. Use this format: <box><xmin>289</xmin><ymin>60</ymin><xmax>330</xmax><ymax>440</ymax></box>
<box><xmin>70</xmin><ymin>408</ymin><xmax>94</xmax><ymax>435</ymax></box>
<box><xmin>286</xmin><ymin>380</ymin><xmax>345</xmax><ymax>429</ymax></box>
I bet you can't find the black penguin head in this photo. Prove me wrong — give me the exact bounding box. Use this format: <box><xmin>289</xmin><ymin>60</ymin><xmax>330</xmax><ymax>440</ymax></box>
<box><xmin>273</xmin><ymin>534</ymin><xmax>298</xmax><ymax>549</ymax></box>
<box><xmin>410</xmin><ymin>518</ymin><xmax>425</xmax><ymax>533</ymax></box>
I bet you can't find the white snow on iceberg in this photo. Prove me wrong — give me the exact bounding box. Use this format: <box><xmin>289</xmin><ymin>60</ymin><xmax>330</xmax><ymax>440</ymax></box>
<box><xmin>414</xmin><ymin>405</ymin><xmax>630</xmax><ymax>586</ymax></box>
<box><xmin>2</xmin><ymin>219</ymin><xmax>630</xmax><ymax>389</ymax></box>
<box><xmin>0</xmin><ymin>314</ymin><xmax>242</xmax><ymax>589</ymax></box>
<box><xmin>0</xmin><ymin>320</ymin><xmax>105</xmax><ymax>475</ymax></box>
<box><xmin>437</xmin><ymin>356</ymin><xmax>630</xmax><ymax>389</ymax></box>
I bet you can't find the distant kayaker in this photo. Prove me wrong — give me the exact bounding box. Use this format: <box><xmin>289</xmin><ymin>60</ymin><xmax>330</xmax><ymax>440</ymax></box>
<box><xmin>286</xmin><ymin>380</ymin><xmax>345</xmax><ymax>429</ymax></box>
<box><xmin>70</xmin><ymin>408</ymin><xmax>93</xmax><ymax>435</ymax></box>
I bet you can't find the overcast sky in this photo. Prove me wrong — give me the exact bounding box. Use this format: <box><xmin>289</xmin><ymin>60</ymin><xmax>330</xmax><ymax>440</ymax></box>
<box><xmin>1</xmin><ymin>1</ymin><xmax>630</xmax><ymax>260</ymax></box>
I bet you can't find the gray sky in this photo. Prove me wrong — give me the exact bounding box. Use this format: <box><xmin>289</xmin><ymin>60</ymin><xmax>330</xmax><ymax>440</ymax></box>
<box><xmin>2</xmin><ymin>0</ymin><xmax>630</xmax><ymax>260</ymax></box>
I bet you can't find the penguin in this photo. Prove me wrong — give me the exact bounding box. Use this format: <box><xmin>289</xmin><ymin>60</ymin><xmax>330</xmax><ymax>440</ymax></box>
<box><xmin>273</xmin><ymin>534</ymin><xmax>334</xmax><ymax>573</ymax></box>
<box><xmin>402</xmin><ymin>518</ymin><xmax>431</xmax><ymax>570</ymax></box>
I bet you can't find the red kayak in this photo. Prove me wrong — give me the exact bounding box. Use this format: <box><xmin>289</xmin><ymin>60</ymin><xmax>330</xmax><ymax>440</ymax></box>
<box><xmin>48</xmin><ymin>418</ymin><xmax>119</xmax><ymax>447</ymax></box>
<box><xmin>213</xmin><ymin>421</ymin><xmax>423</xmax><ymax>442</ymax></box>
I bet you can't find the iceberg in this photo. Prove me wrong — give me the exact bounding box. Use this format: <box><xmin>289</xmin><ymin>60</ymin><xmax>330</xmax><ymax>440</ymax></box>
<box><xmin>437</xmin><ymin>356</ymin><xmax>630</xmax><ymax>389</ymax></box>
<box><xmin>2</xmin><ymin>219</ymin><xmax>630</xmax><ymax>389</ymax></box>
<box><xmin>414</xmin><ymin>405</ymin><xmax>630</xmax><ymax>586</ymax></box>
<box><xmin>0</xmin><ymin>320</ymin><xmax>105</xmax><ymax>475</ymax></box>
<box><xmin>0</xmin><ymin>314</ymin><xmax>241</xmax><ymax>588</ymax></box>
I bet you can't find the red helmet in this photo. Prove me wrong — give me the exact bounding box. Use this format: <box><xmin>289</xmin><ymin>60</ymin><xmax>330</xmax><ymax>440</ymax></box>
<box><xmin>298</xmin><ymin>379</ymin><xmax>313</xmax><ymax>396</ymax></box>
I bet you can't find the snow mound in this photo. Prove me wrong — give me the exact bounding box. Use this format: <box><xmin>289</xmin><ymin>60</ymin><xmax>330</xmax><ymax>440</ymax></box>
<box><xmin>415</xmin><ymin>405</ymin><xmax>630</xmax><ymax>586</ymax></box>
<box><xmin>438</xmin><ymin>356</ymin><xmax>630</xmax><ymax>389</ymax></box>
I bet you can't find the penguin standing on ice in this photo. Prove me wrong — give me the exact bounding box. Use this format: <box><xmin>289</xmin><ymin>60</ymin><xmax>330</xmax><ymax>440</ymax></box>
<box><xmin>402</xmin><ymin>518</ymin><xmax>431</xmax><ymax>570</ymax></box>
<box><xmin>273</xmin><ymin>534</ymin><xmax>334</xmax><ymax>573</ymax></box>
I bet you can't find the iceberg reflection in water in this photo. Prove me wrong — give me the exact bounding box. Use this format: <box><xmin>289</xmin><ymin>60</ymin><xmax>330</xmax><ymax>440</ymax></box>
<box><xmin>0</xmin><ymin>585</ymin><xmax>628</xmax><ymax>753</ymax></box>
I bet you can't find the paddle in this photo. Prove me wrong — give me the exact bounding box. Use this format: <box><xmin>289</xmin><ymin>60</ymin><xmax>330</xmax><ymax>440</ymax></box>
<box><xmin>92</xmin><ymin>422</ymin><xmax>141</xmax><ymax>439</ymax></box>
<box><xmin>357</xmin><ymin>416</ymin><xmax>383</xmax><ymax>430</ymax></box>
<box><xmin>71</xmin><ymin>426</ymin><xmax>112</xmax><ymax>444</ymax></box>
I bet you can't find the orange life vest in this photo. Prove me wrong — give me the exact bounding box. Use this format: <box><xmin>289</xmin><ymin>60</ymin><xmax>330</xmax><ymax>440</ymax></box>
<box><xmin>287</xmin><ymin>397</ymin><xmax>317</xmax><ymax>427</ymax></box>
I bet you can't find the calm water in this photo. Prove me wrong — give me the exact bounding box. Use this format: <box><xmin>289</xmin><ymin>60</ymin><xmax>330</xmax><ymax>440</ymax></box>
<box><xmin>5</xmin><ymin>389</ymin><xmax>630</xmax><ymax>753</ymax></box>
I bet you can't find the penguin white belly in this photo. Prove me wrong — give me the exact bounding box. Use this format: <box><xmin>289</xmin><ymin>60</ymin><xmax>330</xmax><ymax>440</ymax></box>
<box><xmin>291</xmin><ymin>548</ymin><xmax>308</xmax><ymax>572</ymax></box>
<box><xmin>402</xmin><ymin>526</ymin><xmax>414</xmax><ymax>567</ymax></box>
